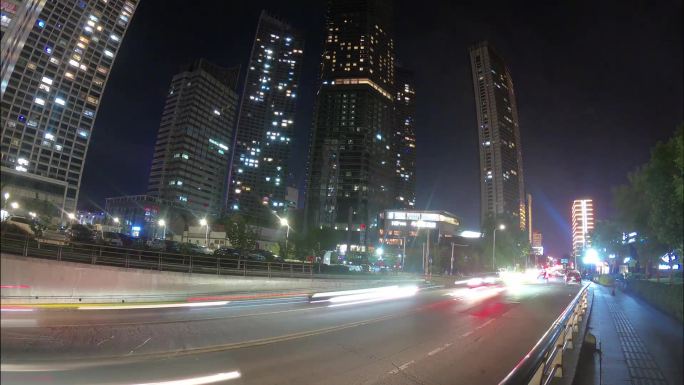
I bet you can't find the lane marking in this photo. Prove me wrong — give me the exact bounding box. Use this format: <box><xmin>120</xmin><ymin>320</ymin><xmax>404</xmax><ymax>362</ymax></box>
<box><xmin>476</xmin><ymin>318</ymin><xmax>495</xmax><ymax>330</ymax></box>
<box><xmin>127</xmin><ymin>336</ymin><xmax>152</xmax><ymax>356</ymax></box>
<box><xmin>2</xmin><ymin>310</ymin><xmax>413</xmax><ymax>371</ymax></box>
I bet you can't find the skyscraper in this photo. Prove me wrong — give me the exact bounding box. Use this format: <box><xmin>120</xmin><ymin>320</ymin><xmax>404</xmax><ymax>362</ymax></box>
<box><xmin>526</xmin><ymin>193</ymin><xmax>533</xmax><ymax>243</ymax></box>
<box><xmin>1</xmin><ymin>0</ymin><xmax>138</xmax><ymax>217</ymax></box>
<box><xmin>393</xmin><ymin>66</ymin><xmax>416</xmax><ymax>209</ymax></box>
<box><xmin>147</xmin><ymin>59</ymin><xmax>240</xmax><ymax>216</ymax></box>
<box><xmin>306</xmin><ymin>0</ymin><xmax>396</xmax><ymax>236</ymax></box>
<box><xmin>571</xmin><ymin>198</ymin><xmax>595</xmax><ymax>258</ymax></box>
<box><xmin>227</xmin><ymin>11</ymin><xmax>304</xmax><ymax>220</ymax></box>
<box><xmin>469</xmin><ymin>41</ymin><xmax>526</xmax><ymax>230</ymax></box>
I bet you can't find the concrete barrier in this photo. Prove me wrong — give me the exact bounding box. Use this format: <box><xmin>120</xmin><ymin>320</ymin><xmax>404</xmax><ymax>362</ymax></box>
<box><xmin>1</xmin><ymin>254</ymin><xmax>423</xmax><ymax>303</ymax></box>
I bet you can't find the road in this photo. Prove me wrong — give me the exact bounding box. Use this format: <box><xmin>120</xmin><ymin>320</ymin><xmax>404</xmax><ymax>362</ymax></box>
<box><xmin>1</xmin><ymin>281</ymin><xmax>581</xmax><ymax>385</ymax></box>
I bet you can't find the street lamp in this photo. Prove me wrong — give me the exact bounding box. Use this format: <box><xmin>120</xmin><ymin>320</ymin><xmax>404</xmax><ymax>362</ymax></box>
<box><xmin>10</xmin><ymin>201</ymin><xmax>19</xmax><ymax>210</ymax></box>
<box><xmin>158</xmin><ymin>219</ymin><xmax>166</xmax><ymax>240</ymax></box>
<box><xmin>67</xmin><ymin>212</ymin><xmax>75</xmax><ymax>221</ymax></box>
<box><xmin>199</xmin><ymin>218</ymin><xmax>209</xmax><ymax>248</ymax></box>
<box><xmin>3</xmin><ymin>192</ymin><xmax>9</xmax><ymax>209</ymax></box>
<box><xmin>113</xmin><ymin>216</ymin><xmax>120</xmax><ymax>224</ymax></box>
<box><xmin>492</xmin><ymin>224</ymin><xmax>506</xmax><ymax>271</ymax></box>
<box><xmin>279</xmin><ymin>217</ymin><xmax>290</xmax><ymax>257</ymax></box>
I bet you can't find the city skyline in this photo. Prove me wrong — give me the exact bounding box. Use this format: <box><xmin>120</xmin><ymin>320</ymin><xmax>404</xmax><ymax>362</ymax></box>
<box><xmin>73</xmin><ymin>0</ymin><xmax>681</xmax><ymax>257</ymax></box>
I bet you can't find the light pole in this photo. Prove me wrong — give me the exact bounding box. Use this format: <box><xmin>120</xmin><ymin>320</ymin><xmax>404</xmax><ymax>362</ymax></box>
<box><xmin>158</xmin><ymin>219</ymin><xmax>166</xmax><ymax>240</ymax></box>
<box><xmin>402</xmin><ymin>236</ymin><xmax>407</xmax><ymax>271</ymax></box>
<box><xmin>200</xmin><ymin>218</ymin><xmax>209</xmax><ymax>248</ymax></box>
<box><xmin>492</xmin><ymin>224</ymin><xmax>506</xmax><ymax>271</ymax></box>
<box><xmin>279</xmin><ymin>217</ymin><xmax>289</xmax><ymax>257</ymax></box>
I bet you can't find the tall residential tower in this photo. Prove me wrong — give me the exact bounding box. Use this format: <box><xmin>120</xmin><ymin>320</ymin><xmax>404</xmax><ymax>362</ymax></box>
<box><xmin>393</xmin><ymin>66</ymin><xmax>416</xmax><ymax>209</ymax></box>
<box><xmin>227</xmin><ymin>11</ymin><xmax>304</xmax><ymax>220</ymax></box>
<box><xmin>1</xmin><ymin>0</ymin><xmax>138</xmax><ymax>217</ymax></box>
<box><xmin>147</xmin><ymin>59</ymin><xmax>240</xmax><ymax>216</ymax></box>
<box><xmin>306</xmin><ymin>0</ymin><xmax>396</xmax><ymax>237</ymax></box>
<box><xmin>469</xmin><ymin>41</ymin><xmax>526</xmax><ymax>230</ymax></box>
<box><xmin>571</xmin><ymin>198</ymin><xmax>594</xmax><ymax>258</ymax></box>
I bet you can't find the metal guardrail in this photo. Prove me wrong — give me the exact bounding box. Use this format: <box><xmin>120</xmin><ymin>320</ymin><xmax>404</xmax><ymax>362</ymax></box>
<box><xmin>0</xmin><ymin>232</ymin><xmax>316</xmax><ymax>279</ymax></box>
<box><xmin>499</xmin><ymin>283</ymin><xmax>590</xmax><ymax>385</ymax></box>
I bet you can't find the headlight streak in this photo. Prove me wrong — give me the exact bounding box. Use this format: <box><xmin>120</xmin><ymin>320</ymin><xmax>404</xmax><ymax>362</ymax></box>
<box><xmin>310</xmin><ymin>285</ymin><xmax>419</xmax><ymax>307</ymax></box>
<box><xmin>77</xmin><ymin>301</ymin><xmax>229</xmax><ymax>310</ymax></box>
<box><xmin>129</xmin><ymin>370</ymin><xmax>241</xmax><ymax>385</ymax></box>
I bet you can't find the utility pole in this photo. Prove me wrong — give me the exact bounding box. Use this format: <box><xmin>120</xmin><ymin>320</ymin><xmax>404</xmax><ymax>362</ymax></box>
<box><xmin>450</xmin><ymin>242</ymin><xmax>455</xmax><ymax>276</ymax></box>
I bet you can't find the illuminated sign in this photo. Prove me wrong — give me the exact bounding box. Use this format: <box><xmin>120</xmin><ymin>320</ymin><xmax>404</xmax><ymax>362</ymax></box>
<box><xmin>391</xmin><ymin>220</ymin><xmax>407</xmax><ymax>227</ymax></box>
<box><xmin>411</xmin><ymin>221</ymin><xmax>436</xmax><ymax>229</ymax></box>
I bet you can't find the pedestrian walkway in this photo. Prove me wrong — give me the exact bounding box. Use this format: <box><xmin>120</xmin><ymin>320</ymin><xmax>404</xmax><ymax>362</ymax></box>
<box><xmin>575</xmin><ymin>283</ymin><xmax>683</xmax><ymax>385</ymax></box>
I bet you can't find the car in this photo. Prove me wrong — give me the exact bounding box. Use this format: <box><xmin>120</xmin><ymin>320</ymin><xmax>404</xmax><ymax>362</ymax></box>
<box><xmin>245</xmin><ymin>252</ymin><xmax>266</xmax><ymax>262</ymax></box>
<box><xmin>146</xmin><ymin>239</ymin><xmax>166</xmax><ymax>250</ymax></box>
<box><xmin>4</xmin><ymin>216</ymin><xmax>36</xmax><ymax>236</ymax></box>
<box><xmin>101</xmin><ymin>231</ymin><xmax>124</xmax><ymax>247</ymax></box>
<box><xmin>214</xmin><ymin>247</ymin><xmax>242</xmax><ymax>258</ymax></box>
<box><xmin>38</xmin><ymin>226</ymin><xmax>69</xmax><ymax>245</ymax></box>
<box><xmin>67</xmin><ymin>224</ymin><xmax>97</xmax><ymax>243</ymax></box>
<box><xmin>254</xmin><ymin>249</ymin><xmax>281</xmax><ymax>262</ymax></box>
<box><xmin>163</xmin><ymin>240</ymin><xmax>181</xmax><ymax>253</ymax></box>
<box><xmin>566</xmin><ymin>270</ymin><xmax>581</xmax><ymax>284</ymax></box>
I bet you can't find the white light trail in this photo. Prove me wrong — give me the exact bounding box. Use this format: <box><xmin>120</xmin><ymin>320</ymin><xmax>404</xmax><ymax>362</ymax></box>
<box><xmin>130</xmin><ymin>371</ymin><xmax>241</xmax><ymax>385</ymax></box>
<box><xmin>78</xmin><ymin>301</ymin><xmax>229</xmax><ymax>310</ymax></box>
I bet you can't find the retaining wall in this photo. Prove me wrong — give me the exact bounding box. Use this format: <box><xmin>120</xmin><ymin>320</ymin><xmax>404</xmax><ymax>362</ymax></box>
<box><xmin>1</xmin><ymin>254</ymin><xmax>422</xmax><ymax>303</ymax></box>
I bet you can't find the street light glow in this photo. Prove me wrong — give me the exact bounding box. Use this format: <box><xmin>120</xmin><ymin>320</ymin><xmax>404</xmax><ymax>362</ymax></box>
<box><xmin>460</xmin><ymin>230</ymin><xmax>482</xmax><ymax>238</ymax></box>
<box><xmin>10</xmin><ymin>202</ymin><xmax>19</xmax><ymax>209</ymax></box>
<box><xmin>279</xmin><ymin>217</ymin><xmax>288</xmax><ymax>227</ymax></box>
<box><xmin>3</xmin><ymin>192</ymin><xmax>9</xmax><ymax>200</ymax></box>
<box><xmin>28</xmin><ymin>212</ymin><xmax>36</xmax><ymax>218</ymax></box>
<box><xmin>499</xmin><ymin>224</ymin><xmax>506</xmax><ymax>230</ymax></box>
<box><xmin>200</xmin><ymin>218</ymin><xmax>207</xmax><ymax>227</ymax></box>
<box><xmin>158</xmin><ymin>219</ymin><xmax>166</xmax><ymax>226</ymax></box>
<box><xmin>113</xmin><ymin>217</ymin><xmax>120</xmax><ymax>223</ymax></box>
<box><xmin>67</xmin><ymin>213</ymin><xmax>75</xmax><ymax>220</ymax></box>
<box><xmin>583</xmin><ymin>248</ymin><xmax>600</xmax><ymax>265</ymax></box>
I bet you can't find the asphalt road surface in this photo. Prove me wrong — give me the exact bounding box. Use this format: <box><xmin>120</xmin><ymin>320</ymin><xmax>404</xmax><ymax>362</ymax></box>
<box><xmin>1</xmin><ymin>281</ymin><xmax>581</xmax><ymax>385</ymax></box>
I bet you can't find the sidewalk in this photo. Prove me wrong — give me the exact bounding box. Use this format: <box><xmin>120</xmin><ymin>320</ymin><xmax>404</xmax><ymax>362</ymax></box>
<box><xmin>574</xmin><ymin>283</ymin><xmax>683</xmax><ymax>385</ymax></box>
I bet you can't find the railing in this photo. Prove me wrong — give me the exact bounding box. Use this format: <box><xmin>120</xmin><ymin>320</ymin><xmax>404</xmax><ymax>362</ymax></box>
<box><xmin>499</xmin><ymin>283</ymin><xmax>590</xmax><ymax>385</ymax></box>
<box><xmin>0</xmin><ymin>232</ymin><xmax>316</xmax><ymax>279</ymax></box>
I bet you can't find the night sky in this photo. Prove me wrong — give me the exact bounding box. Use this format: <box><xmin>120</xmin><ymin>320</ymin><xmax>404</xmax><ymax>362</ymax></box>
<box><xmin>79</xmin><ymin>0</ymin><xmax>683</xmax><ymax>257</ymax></box>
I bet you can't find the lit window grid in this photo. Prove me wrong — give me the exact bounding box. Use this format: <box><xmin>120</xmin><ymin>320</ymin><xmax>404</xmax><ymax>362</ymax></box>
<box><xmin>0</xmin><ymin>0</ymin><xmax>137</xmax><ymax>212</ymax></box>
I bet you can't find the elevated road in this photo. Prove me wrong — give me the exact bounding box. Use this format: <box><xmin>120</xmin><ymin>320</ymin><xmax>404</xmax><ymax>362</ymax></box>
<box><xmin>1</xmin><ymin>281</ymin><xmax>581</xmax><ymax>385</ymax></box>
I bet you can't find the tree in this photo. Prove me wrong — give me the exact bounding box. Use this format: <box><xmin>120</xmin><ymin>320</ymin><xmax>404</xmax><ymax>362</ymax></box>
<box><xmin>480</xmin><ymin>215</ymin><xmax>530</xmax><ymax>271</ymax></box>
<box><xmin>612</xmin><ymin>126</ymin><xmax>683</xmax><ymax>278</ymax></box>
<box><xmin>222</xmin><ymin>214</ymin><xmax>257</xmax><ymax>251</ymax></box>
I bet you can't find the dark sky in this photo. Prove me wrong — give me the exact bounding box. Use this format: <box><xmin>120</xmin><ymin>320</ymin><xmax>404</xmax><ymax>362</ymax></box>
<box><xmin>80</xmin><ymin>0</ymin><xmax>683</xmax><ymax>257</ymax></box>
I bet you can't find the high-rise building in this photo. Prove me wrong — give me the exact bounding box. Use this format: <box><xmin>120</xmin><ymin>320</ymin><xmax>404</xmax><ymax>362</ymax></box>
<box><xmin>306</xmin><ymin>0</ymin><xmax>396</xmax><ymax>236</ymax></box>
<box><xmin>531</xmin><ymin>230</ymin><xmax>543</xmax><ymax>255</ymax></box>
<box><xmin>227</xmin><ymin>11</ymin><xmax>304</xmax><ymax>220</ymax></box>
<box><xmin>147</xmin><ymin>59</ymin><xmax>240</xmax><ymax>216</ymax></box>
<box><xmin>469</xmin><ymin>41</ymin><xmax>526</xmax><ymax>230</ymax></box>
<box><xmin>392</xmin><ymin>66</ymin><xmax>416</xmax><ymax>209</ymax></box>
<box><xmin>1</xmin><ymin>0</ymin><xmax>138</xmax><ymax>217</ymax></box>
<box><xmin>526</xmin><ymin>193</ymin><xmax>533</xmax><ymax>243</ymax></box>
<box><xmin>571</xmin><ymin>199</ymin><xmax>594</xmax><ymax>257</ymax></box>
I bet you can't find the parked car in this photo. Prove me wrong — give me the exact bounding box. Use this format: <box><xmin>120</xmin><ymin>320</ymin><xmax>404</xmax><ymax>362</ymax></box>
<box><xmin>101</xmin><ymin>231</ymin><xmax>124</xmax><ymax>247</ymax></box>
<box><xmin>254</xmin><ymin>249</ymin><xmax>281</xmax><ymax>262</ymax></box>
<box><xmin>181</xmin><ymin>242</ymin><xmax>206</xmax><ymax>255</ymax></box>
<box><xmin>4</xmin><ymin>216</ymin><xmax>36</xmax><ymax>236</ymax></box>
<box><xmin>163</xmin><ymin>240</ymin><xmax>181</xmax><ymax>253</ymax></box>
<box><xmin>214</xmin><ymin>247</ymin><xmax>242</xmax><ymax>258</ymax></box>
<box><xmin>245</xmin><ymin>252</ymin><xmax>266</xmax><ymax>262</ymax></box>
<box><xmin>67</xmin><ymin>224</ymin><xmax>97</xmax><ymax>243</ymax></box>
<box><xmin>146</xmin><ymin>239</ymin><xmax>166</xmax><ymax>250</ymax></box>
<box><xmin>38</xmin><ymin>226</ymin><xmax>69</xmax><ymax>245</ymax></box>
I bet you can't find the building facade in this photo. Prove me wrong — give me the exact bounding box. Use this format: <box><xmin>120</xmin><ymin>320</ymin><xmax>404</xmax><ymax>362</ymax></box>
<box><xmin>1</xmin><ymin>0</ymin><xmax>138</xmax><ymax>217</ymax></box>
<box><xmin>146</xmin><ymin>59</ymin><xmax>239</xmax><ymax>217</ymax></box>
<box><xmin>227</xmin><ymin>11</ymin><xmax>304</xmax><ymax>220</ymax></box>
<box><xmin>306</xmin><ymin>0</ymin><xmax>396</xmax><ymax>238</ymax></box>
<box><xmin>531</xmin><ymin>230</ymin><xmax>543</xmax><ymax>255</ymax></box>
<box><xmin>571</xmin><ymin>198</ymin><xmax>594</xmax><ymax>257</ymax></box>
<box><xmin>392</xmin><ymin>66</ymin><xmax>416</xmax><ymax>209</ymax></box>
<box><xmin>469</xmin><ymin>41</ymin><xmax>526</xmax><ymax>230</ymax></box>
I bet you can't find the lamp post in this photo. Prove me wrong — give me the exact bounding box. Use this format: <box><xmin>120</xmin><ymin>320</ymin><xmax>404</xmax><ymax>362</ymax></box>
<box><xmin>492</xmin><ymin>224</ymin><xmax>506</xmax><ymax>271</ymax></box>
<box><xmin>158</xmin><ymin>219</ymin><xmax>166</xmax><ymax>240</ymax></box>
<box><xmin>279</xmin><ymin>217</ymin><xmax>289</xmax><ymax>257</ymax></box>
<box><xmin>200</xmin><ymin>218</ymin><xmax>209</xmax><ymax>248</ymax></box>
